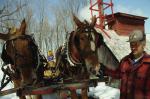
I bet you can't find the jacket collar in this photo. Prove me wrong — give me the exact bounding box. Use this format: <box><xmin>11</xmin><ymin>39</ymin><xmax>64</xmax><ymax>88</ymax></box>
<box><xmin>128</xmin><ymin>51</ymin><xmax>150</xmax><ymax>62</ymax></box>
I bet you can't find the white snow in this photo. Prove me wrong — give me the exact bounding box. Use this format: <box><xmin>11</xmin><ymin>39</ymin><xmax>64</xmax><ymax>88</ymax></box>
<box><xmin>89</xmin><ymin>82</ymin><xmax>120</xmax><ymax>99</ymax></box>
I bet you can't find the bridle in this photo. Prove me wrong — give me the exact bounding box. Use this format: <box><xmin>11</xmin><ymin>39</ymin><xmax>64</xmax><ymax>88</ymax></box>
<box><xmin>66</xmin><ymin>25</ymin><xmax>98</xmax><ymax>66</ymax></box>
<box><xmin>5</xmin><ymin>35</ymin><xmax>38</xmax><ymax>69</ymax></box>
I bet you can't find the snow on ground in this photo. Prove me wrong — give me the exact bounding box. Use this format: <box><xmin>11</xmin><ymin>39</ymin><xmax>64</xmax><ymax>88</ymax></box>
<box><xmin>88</xmin><ymin>82</ymin><xmax>120</xmax><ymax>99</ymax></box>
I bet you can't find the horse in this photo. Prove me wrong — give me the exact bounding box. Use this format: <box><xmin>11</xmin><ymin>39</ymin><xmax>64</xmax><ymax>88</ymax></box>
<box><xmin>73</xmin><ymin>17</ymin><xmax>120</xmax><ymax>85</ymax></box>
<box><xmin>67</xmin><ymin>16</ymin><xmax>120</xmax><ymax>78</ymax></box>
<box><xmin>0</xmin><ymin>19</ymin><xmax>44</xmax><ymax>99</ymax></box>
<box><xmin>72</xmin><ymin>17</ymin><xmax>120</xmax><ymax>85</ymax></box>
<box><xmin>55</xmin><ymin>15</ymin><xmax>106</xmax><ymax>99</ymax></box>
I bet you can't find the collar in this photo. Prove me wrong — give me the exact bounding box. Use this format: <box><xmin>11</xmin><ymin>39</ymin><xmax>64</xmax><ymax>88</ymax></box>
<box><xmin>133</xmin><ymin>53</ymin><xmax>144</xmax><ymax>62</ymax></box>
<box><xmin>128</xmin><ymin>51</ymin><xmax>150</xmax><ymax>63</ymax></box>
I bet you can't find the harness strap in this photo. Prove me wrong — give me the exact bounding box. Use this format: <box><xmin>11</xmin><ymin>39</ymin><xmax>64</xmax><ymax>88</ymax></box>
<box><xmin>0</xmin><ymin>64</ymin><xmax>13</xmax><ymax>90</ymax></box>
<box><xmin>67</xmin><ymin>32</ymin><xmax>83</xmax><ymax>66</ymax></box>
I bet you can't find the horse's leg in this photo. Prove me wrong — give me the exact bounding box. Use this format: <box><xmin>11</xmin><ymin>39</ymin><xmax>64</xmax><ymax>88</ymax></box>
<box><xmin>34</xmin><ymin>95</ymin><xmax>42</xmax><ymax>99</ymax></box>
<box><xmin>13</xmin><ymin>78</ymin><xmax>26</xmax><ymax>99</ymax></box>
<box><xmin>19</xmin><ymin>96</ymin><xmax>26</xmax><ymax>99</ymax></box>
<box><xmin>70</xmin><ymin>89</ymin><xmax>78</xmax><ymax>99</ymax></box>
<box><xmin>81</xmin><ymin>87</ymin><xmax>88</xmax><ymax>99</ymax></box>
<box><xmin>22</xmin><ymin>95</ymin><xmax>42</xmax><ymax>99</ymax></box>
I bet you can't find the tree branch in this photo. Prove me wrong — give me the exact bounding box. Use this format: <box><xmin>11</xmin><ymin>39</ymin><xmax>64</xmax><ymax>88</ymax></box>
<box><xmin>0</xmin><ymin>6</ymin><xmax>6</xmax><ymax>15</ymax></box>
<box><xmin>0</xmin><ymin>4</ymin><xmax>27</xmax><ymax>18</ymax></box>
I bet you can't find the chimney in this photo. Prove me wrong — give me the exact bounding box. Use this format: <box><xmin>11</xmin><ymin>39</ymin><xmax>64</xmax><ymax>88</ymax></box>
<box><xmin>106</xmin><ymin>12</ymin><xmax>147</xmax><ymax>36</ymax></box>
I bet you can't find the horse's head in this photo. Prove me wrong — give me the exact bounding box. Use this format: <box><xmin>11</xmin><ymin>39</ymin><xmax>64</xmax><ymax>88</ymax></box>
<box><xmin>0</xmin><ymin>19</ymin><xmax>40</xmax><ymax>87</ymax></box>
<box><xmin>0</xmin><ymin>19</ymin><xmax>26</xmax><ymax>41</ymax></box>
<box><xmin>68</xmin><ymin>15</ymin><xmax>104</xmax><ymax>72</ymax></box>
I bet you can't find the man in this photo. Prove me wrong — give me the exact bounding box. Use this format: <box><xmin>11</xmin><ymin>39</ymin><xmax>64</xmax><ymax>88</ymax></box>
<box><xmin>100</xmin><ymin>30</ymin><xmax>150</xmax><ymax>99</ymax></box>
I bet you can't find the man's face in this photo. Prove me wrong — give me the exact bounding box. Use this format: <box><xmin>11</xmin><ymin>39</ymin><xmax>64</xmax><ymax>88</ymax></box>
<box><xmin>130</xmin><ymin>41</ymin><xmax>145</xmax><ymax>57</ymax></box>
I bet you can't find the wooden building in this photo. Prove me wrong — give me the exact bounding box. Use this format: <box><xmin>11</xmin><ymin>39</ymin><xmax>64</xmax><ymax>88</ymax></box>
<box><xmin>106</xmin><ymin>12</ymin><xmax>147</xmax><ymax>35</ymax></box>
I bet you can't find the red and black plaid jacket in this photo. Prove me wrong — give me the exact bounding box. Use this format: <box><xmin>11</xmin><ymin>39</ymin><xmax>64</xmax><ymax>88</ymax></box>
<box><xmin>104</xmin><ymin>52</ymin><xmax>150</xmax><ymax>99</ymax></box>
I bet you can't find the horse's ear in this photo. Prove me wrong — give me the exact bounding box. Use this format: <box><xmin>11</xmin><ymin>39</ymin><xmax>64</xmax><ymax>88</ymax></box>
<box><xmin>90</xmin><ymin>15</ymin><xmax>97</xmax><ymax>27</ymax></box>
<box><xmin>19</xmin><ymin>19</ymin><xmax>26</xmax><ymax>34</ymax></box>
<box><xmin>73</xmin><ymin>14</ymin><xmax>83</xmax><ymax>28</ymax></box>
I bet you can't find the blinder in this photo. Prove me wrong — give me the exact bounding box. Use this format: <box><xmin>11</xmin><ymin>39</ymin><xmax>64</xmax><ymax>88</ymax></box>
<box><xmin>67</xmin><ymin>22</ymin><xmax>104</xmax><ymax>66</ymax></box>
<box><xmin>75</xmin><ymin>25</ymin><xmax>103</xmax><ymax>52</ymax></box>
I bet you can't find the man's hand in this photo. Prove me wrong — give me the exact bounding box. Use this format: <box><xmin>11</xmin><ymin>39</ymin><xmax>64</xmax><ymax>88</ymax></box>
<box><xmin>90</xmin><ymin>63</ymin><xmax>101</xmax><ymax>75</ymax></box>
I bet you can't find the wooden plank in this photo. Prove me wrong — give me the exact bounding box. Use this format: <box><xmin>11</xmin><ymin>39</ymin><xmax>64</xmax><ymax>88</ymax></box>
<box><xmin>24</xmin><ymin>82</ymin><xmax>88</xmax><ymax>95</ymax></box>
<box><xmin>0</xmin><ymin>81</ymin><xmax>89</xmax><ymax>96</ymax></box>
<box><xmin>0</xmin><ymin>87</ymin><xmax>20</xmax><ymax>96</ymax></box>
<box><xmin>23</xmin><ymin>84</ymin><xmax>61</xmax><ymax>95</ymax></box>
<box><xmin>0</xmin><ymin>84</ymin><xmax>60</xmax><ymax>96</ymax></box>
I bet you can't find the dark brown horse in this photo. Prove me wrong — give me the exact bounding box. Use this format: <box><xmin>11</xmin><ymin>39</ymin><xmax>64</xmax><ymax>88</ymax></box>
<box><xmin>71</xmin><ymin>17</ymin><xmax>119</xmax><ymax>75</ymax></box>
<box><xmin>55</xmin><ymin>15</ymin><xmax>105</xmax><ymax>99</ymax></box>
<box><xmin>0</xmin><ymin>19</ymin><xmax>43</xmax><ymax>99</ymax></box>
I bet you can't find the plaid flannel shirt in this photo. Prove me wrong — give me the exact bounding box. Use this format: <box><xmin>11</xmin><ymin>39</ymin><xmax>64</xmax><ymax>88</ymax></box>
<box><xmin>103</xmin><ymin>52</ymin><xmax>150</xmax><ymax>99</ymax></box>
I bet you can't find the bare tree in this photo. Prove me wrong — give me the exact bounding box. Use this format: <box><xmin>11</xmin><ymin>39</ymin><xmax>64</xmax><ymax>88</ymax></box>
<box><xmin>0</xmin><ymin>1</ymin><xmax>27</xmax><ymax>32</ymax></box>
<box><xmin>0</xmin><ymin>0</ymin><xmax>88</xmax><ymax>55</ymax></box>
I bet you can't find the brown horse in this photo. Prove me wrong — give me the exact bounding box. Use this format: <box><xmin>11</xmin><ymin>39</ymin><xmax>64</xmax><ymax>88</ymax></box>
<box><xmin>0</xmin><ymin>19</ymin><xmax>43</xmax><ymax>99</ymax></box>
<box><xmin>73</xmin><ymin>17</ymin><xmax>120</xmax><ymax>86</ymax></box>
<box><xmin>71</xmin><ymin>17</ymin><xmax>119</xmax><ymax>74</ymax></box>
<box><xmin>55</xmin><ymin>15</ymin><xmax>104</xmax><ymax>99</ymax></box>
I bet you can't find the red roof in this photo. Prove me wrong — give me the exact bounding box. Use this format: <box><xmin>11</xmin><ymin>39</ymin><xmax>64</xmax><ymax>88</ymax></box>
<box><xmin>106</xmin><ymin>12</ymin><xmax>148</xmax><ymax>20</ymax></box>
